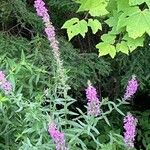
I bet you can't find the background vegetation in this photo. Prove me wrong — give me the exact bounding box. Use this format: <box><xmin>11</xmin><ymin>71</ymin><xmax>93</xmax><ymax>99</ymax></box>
<box><xmin>0</xmin><ymin>0</ymin><xmax>150</xmax><ymax>150</ymax></box>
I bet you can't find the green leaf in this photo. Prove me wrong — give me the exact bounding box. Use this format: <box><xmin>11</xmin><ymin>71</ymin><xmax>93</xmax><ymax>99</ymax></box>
<box><xmin>117</xmin><ymin>7</ymin><xmax>140</xmax><ymax>30</ymax></box>
<box><xmin>116</xmin><ymin>41</ymin><xmax>129</xmax><ymax>55</ymax></box>
<box><xmin>78</xmin><ymin>20</ymin><xmax>88</xmax><ymax>37</ymax></box>
<box><xmin>129</xmin><ymin>0</ymin><xmax>150</xmax><ymax>8</ymax></box>
<box><xmin>123</xmin><ymin>34</ymin><xmax>144</xmax><ymax>52</ymax></box>
<box><xmin>103</xmin><ymin>115</ymin><xmax>110</xmax><ymax>126</ymax></box>
<box><xmin>101</xmin><ymin>34</ymin><xmax>116</xmax><ymax>44</ymax></box>
<box><xmin>88</xmin><ymin>19</ymin><xmax>102</xmax><ymax>34</ymax></box>
<box><xmin>62</xmin><ymin>18</ymin><xmax>79</xmax><ymax>28</ymax></box>
<box><xmin>62</xmin><ymin>18</ymin><xmax>88</xmax><ymax>40</ymax></box>
<box><xmin>126</xmin><ymin>9</ymin><xmax>150</xmax><ymax>39</ymax></box>
<box><xmin>105</xmin><ymin>11</ymin><xmax>122</xmax><ymax>34</ymax></box>
<box><xmin>96</xmin><ymin>42</ymin><xmax>116</xmax><ymax>58</ymax></box>
<box><xmin>77</xmin><ymin>0</ymin><xmax>109</xmax><ymax>16</ymax></box>
<box><xmin>117</xmin><ymin>0</ymin><xmax>130</xmax><ymax>12</ymax></box>
<box><xmin>67</xmin><ymin>26</ymin><xmax>80</xmax><ymax>40</ymax></box>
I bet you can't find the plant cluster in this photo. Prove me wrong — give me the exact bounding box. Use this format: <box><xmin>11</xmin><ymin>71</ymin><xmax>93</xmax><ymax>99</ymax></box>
<box><xmin>63</xmin><ymin>0</ymin><xmax>150</xmax><ymax>58</ymax></box>
<box><xmin>0</xmin><ymin>0</ymin><xmax>149</xmax><ymax>150</ymax></box>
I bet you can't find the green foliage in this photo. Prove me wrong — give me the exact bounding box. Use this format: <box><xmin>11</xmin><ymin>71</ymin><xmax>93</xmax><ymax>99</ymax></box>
<box><xmin>96</xmin><ymin>42</ymin><xmax>116</xmax><ymax>58</ymax></box>
<box><xmin>62</xmin><ymin>18</ymin><xmax>88</xmax><ymax>40</ymax></box>
<box><xmin>88</xmin><ymin>19</ymin><xmax>102</xmax><ymax>34</ymax></box>
<box><xmin>0</xmin><ymin>0</ymin><xmax>149</xmax><ymax>149</ymax></box>
<box><xmin>135</xmin><ymin>110</ymin><xmax>150</xmax><ymax>150</ymax></box>
<box><xmin>129</xmin><ymin>0</ymin><xmax>150</xmax><ymax>8</ymax></box>
<box><xmin>63</xmin><ymin>0</ymin><xmax>150</xmax><ymax>58</ymax></box>
<box><xmin>62</xmin><ymin>18</ymin><xmax>102</xmax><ymax>40</ymax></box>
<box><xmin>76</xmin><ymin>0</ymin><xmax>109</xmax><ymax>16</ymax></box>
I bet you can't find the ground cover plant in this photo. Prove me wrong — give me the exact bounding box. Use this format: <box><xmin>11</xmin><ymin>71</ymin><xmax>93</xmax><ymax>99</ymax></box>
<box><xmin>0</xmin><ymin>0</ymin><xmax>150</xmax><ymax>150</ymax></box>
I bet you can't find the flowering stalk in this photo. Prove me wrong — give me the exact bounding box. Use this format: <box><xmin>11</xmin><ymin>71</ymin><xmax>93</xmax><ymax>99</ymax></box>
<box><xmin>124</xmin><ymin>75</ymin><xmax>138</xmax><ymax>100</ymax></box>
<box><xmin>0</xmin><ymin>71</ymin><xmax>12</xmax><ymax>94</ymax></box>
<box><xmin>34</xmin><ymin>0</ymin><xmax>69</xmax><ymax>146</ymax></box>
<box><xmin>48</xmin><ymin>122</ymin><xmax>68</xmax><ymax>150</ymax></box>
<box><xmin>123</xmin><ymin>112</ymin><xmax>138</xmax><ymax>148</ymax></box>
<box><xmin>85</xmin><ymin>82</ymin><xmax>100</xmax><ymax>116</ymax></box>
<box><xmin>34</xmin><ymin>0</ymin><xmax>68</xmax><ymax>92</ymax></box>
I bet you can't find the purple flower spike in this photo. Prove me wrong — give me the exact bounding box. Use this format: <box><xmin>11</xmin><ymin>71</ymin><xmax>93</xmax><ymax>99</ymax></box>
<box><xmin>0</xmin><ymin>71</ymin><xmax>6</xmax><ymax>84</ymax></box>
<box><xmin>123</xmin><ymin>112</ymin><xmax>138</xmax><ymax>148</ymax></box>
<box><xmin>124</xmin><ymin>75</ymin><xmax>138</xmax><ymax>100</ymax></box>
<box><xmin>48</xmin><ymin>123</ymin><xmax>68</xmax><ymax>150</ymax></box>
<box><xmin>34</xmin><ymin>0</ymin><xmax>49</xmax><ymax>22</ymax></box>
<box><xmin>1</xmin><ymin>81</ymin><xmax>12</xmax><ymax>94</ymax></box>
<box><xmin>0</xmin><ymin>71</ymin><xmax>12</xmax><ymax>94</ymax></box>
<box><xmin>85</xmin><ymin>83</ymin><xmax>100</xmax><ymax>116</ymax></box>
<box><xmin>34</xmin><ymin>0</ymin><xmax>60</xmax><ymax>60</ymax></box>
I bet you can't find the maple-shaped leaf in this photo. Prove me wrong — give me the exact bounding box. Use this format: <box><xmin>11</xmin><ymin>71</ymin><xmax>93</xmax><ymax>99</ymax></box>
<box><xmin>77</xmin><ymin>0</ymin><xmax>109</xmax><ymax>16</ymax></box>
<box><xmin>123</xmin><ymin>34</ymin><xmax>144</xmax><ymax>52</ymax></box>
<box><xmin>105</xmin><ymin>11</ymin><xmax>122</xmax><ymax>34</ymax></box>
<box><xmin>62</xmin><ymin>18</ymin><xmax>88</xmax><ymax>40</ymax></box>
<box><xmin>129</xmin><ymin>0</ymin><xmax>150</xmax><ymax>8</ymax></box>
<box><xmin>88</xmin><ymin>19</ymin><xmax>102</xmax><ymax>34</ymax></box>
<box><xmin>126</xmin><ymin>9</ymin><xmax>150</xmax><ymax>39</ymax></box>
<box><xmin>116</xmin><ymin>41</ymin><xmax>129</xmax><ymax>55</ymax></box>
<box><xmin>117</xmin><ymin>7</ymin><xmax>139</xmax><ymax>30</ymax></box>
<box><xmin>96</xmin><ymin>42</ymin><xmax>116</xmax><ymax>58</ymax></box>
<box><xmin>101</xmin><ymin>34</ymin><xmax>116</xmax><ymax>44</ymax></box>
<box><xmin>117</xmin><ymin>0</ymin><xmax>130</xmax><ymax>12</ymax></box>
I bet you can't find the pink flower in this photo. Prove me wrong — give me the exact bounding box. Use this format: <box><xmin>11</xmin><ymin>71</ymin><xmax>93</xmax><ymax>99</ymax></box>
<box><xmin>48</xmin><ymin>123</ymin><xmax>68</xmax><ymax>150</ymax></box>
<box><xmin>124</xmin><ymin>75</ymin><xmax>138</xmax><ymax>100</ymax></box>
<box><xmin>85</xmin><ymin>84</ymin><xmax>100</xmax><ymax>116</ymax></box>
<box><xmin>123</xmin><ymin>112</ymin><xmax>138</xmax><ymax>148</ymax></box>
<box><xmin>34</xmin><ymin>0</ymin><xmax>60</xmax><ymax>60</ymax></box>
<box><xmin>1</xmin><ymin>81</ymin><xmax>12</xmax><ymax>94</ymax></box>
<box><xmin>0</xmin><ymin>71</ymin><xmax>12</xmax><ymax>94</ymax></box>
<box><xmin>0</xmin><ymin>71</ymin><xmax>6</xmax><ymax>84</ymax></box>
<box><xmin>34</xmin><ymin>0</ymin><xmax>49</xmax><ymax>22</ymax></box>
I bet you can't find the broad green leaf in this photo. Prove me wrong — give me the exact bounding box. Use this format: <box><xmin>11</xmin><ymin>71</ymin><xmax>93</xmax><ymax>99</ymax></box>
<box><xmin>77</xmin><ymin>0</ymin><xmax>109</xmax><ymax>16</ymax></box>
<box><xmin>67</xmin><ymin>26</ymin><xmax>80</xmax><ymax>40</ymax></box>
<box><xmin>123</xmin><ymin>34</ymin><xmax>144</xmax><ymax>52</ymax></box>
<box><xmin>105</xmin><ymin>11</ymin><xmax>122</xmax><ymax>34</ymax></box>
<box><xmin>117</xmin><ymin>7</ymin><xmax>139</xmax><ymax>30</ymax></box>
<box><xmin>117</xmin><ymin>13</ymin><xmax>127</xmax><ymax>30</ymax></box>
<box><xmin>129</xmin><ymin>0</ymin><xmax>150</xmax><ymax>8</ymax></box>
<box><xmin>78</xmin><ymin>20</ymin><xmax>88</xmax><ymax>37</ymax></box>
<box><xmin>116</xmin><ymin>41</ymin><xmax>129</xmax><ymax>55</ymax></box>
<box><xmin>101</xmin><ymin>34</ymin><xmax>116</xmax><ymax>44</ymax></box>
<box><xmin>62</xmin><ymin>18</ymin><xmax>88</xmax><ymax>40</ymax></box>
<box><xmin>106</xmin><ymin>0</ymin><xmax>117</xmax><ymax>13</ymax></box>
<box><xmin>126</xmin><ymin>9</ymin><xmax>150</xmax><ymax>39</ymax></box>
<box><xmin>117</xmin><ymin>0</ymin><xmax>130</xmax><ymax>12</ymax></box>
<box><xmin>88</xmin><ymin>19</ymin><xmax>102</xmax><ymax>34</ymax></box>
<box><xmin>62</xmin><ymin>18</ymin><xmax>79</xmax><ymax>28</ymax></box>
<box><xmin>96</xmin><ymin>42</ymin><xmax>116</xmax><ymax>58</ymax></box>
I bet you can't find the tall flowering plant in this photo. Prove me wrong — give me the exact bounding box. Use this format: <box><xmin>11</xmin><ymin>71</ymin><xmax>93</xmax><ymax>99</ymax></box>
<box><xmin>34</xmin><ymin>0</ymin><xmax>68</xmax><ymax>91</ymax></box>
<box><xmin>124</xmin><ymin>75</ymin><xmax>138</xmax><ymax>100</ymax></box>
<box><xmin>48</xmin><ymin>122</ymin><xmax>68</xmax><ymax>150</ymax></box>
<box><xmin>85</xmin><ymin>82</ymin><xmax>100</xmax><ymax>116</ymax></box>
<box><xmin>0</xmin><ymin>71</ymin><xmax>12</xmax><ymax>94</ymax></box>
<box><xmin>33</xmin><ymin>1</ymin><xmax>138</xmax><ymax>150</ymax></box>
<box><xmin>34</xmin><ymin>0</ymin><xmax>69</xmax><ymax>149</ymax></box>
<box><xmin>123</xmin><ymin>112</ymin><xmax>138</xmax><ymax>149</ymax></box>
